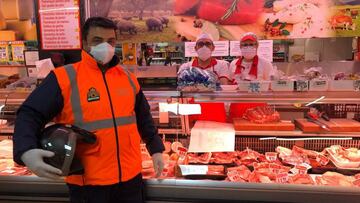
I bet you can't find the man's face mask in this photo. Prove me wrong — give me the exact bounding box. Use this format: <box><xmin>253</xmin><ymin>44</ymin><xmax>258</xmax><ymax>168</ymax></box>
<box><xmin>90</xmin><ymin>42</ymin><xmax>115</xmax><ymax>65</ymax></box>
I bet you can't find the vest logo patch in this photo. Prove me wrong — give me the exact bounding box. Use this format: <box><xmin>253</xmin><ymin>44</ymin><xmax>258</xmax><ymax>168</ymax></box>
<box><xmin>87</xmin><ymin>87</ymin><xmax>100</xmax><ymax>102</ymax></box>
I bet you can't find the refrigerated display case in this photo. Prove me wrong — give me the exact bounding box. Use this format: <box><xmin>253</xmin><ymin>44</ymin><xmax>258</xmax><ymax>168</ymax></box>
<box><xmin>0</xmin><ymin>89</ymin><xmax>360</xmax><ymax>203</ymax></box>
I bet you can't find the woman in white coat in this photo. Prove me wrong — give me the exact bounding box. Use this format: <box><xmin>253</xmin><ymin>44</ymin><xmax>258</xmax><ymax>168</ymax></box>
<box><xmin>230</xmin><ymin>32</ymin><xmax>273</xmax><ymax>83</ymax></box>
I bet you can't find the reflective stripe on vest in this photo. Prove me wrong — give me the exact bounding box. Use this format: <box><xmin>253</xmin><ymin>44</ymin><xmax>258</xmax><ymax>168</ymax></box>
<box><xmin>63</xmin><ymin>64</ymin><xmax>137</xmax><ymax>132</ymax></box>
<box><xmin>122</xmin><ymin>67</ymin><xmax>136</xmax><ymax>106</ymax></box>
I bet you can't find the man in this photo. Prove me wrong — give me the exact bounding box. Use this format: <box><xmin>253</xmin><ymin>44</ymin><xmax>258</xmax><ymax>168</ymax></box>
<box><xmin>178</xmin><ymin>33</ymin><xmax>231</xmax><ymax>85</ymax></box>
<box><xmin>13</xmin><ymin>17</ymin><xmax>164</xmax><ymax>203</ymax></box>
<box><xmin>230</xmin><ymin>32</ymin><xmax>273</xmax><ymax>82</ymax></box>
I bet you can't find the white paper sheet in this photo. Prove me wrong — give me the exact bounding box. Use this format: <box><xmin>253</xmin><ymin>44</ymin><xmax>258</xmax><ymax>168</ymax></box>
<box><xmin>188</xmin><ymin>121</ymin><xmax>235</xmax><ymax>153</ymax></box>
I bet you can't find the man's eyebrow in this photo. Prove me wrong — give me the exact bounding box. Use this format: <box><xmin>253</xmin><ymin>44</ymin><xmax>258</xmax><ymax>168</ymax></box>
<box><xmin>92</xmin><ymin>36</ymin><xmax>104</xmax><ymax>40</ymax></box>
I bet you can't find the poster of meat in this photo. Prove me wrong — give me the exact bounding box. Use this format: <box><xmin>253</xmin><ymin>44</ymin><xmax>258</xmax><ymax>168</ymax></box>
<box><xmin>85</xmin><ymin>0</ymin><xmax>360</xmax><ymax>42</ymax></box>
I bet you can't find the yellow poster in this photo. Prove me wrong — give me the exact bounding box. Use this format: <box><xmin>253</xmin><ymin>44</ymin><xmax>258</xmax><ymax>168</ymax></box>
<box><xmin>10</xmin><ymin>41</ymin><xmax>25</xmax><ymax>62</ymax></box>
<box><xmin>0</xmin><ymin>42</ymin><xmax>9</xmax><ymax>63</ymax></box>
<box><xmin>122</xmin><ymin>43</ymin><xmax>137</xmax><ymax>65</ymax></box>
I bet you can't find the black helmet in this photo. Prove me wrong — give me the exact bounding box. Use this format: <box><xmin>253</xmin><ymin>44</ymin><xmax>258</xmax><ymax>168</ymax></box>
<box><xmin>40</xmin><ymin>124</ymin><xmax>97</xmax><ymax>176</ymax></box>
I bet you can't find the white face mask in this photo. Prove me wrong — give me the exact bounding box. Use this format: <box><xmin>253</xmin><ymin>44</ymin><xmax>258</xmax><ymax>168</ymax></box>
<box><xmin>90</xmin><ymin>42</ymin><xmax>115</xmax><ymax>65</ymax></box>
<box><xmin>241</xmin><ymin>46</ymin><xmax>257</xmax><ymax>60</ymax></box>
<box><xmin>196</xmin><ymin>47</ymin><xmax>212</xmax><ymax>61</ymax></box>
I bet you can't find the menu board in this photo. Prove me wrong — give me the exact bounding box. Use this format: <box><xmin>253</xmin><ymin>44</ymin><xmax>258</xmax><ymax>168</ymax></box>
<box><xmin>38</xmin><ymin>0</ymin><xmax>81</xmax><ymax>50</ymax></box>
<box><xmin>185</xmin><ymin>41</ymin><xmax>229</xmax><ymax>57</ymax></box>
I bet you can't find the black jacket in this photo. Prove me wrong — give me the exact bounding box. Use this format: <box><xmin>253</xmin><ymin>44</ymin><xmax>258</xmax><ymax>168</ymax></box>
<box><xmin>13</xmin><ymin>56</ymin><xmax>164</xmax><ymax>165</ymax></box>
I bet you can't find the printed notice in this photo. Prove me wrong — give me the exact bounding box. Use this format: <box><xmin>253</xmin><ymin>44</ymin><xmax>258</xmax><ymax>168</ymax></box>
<box><xmin>188</xmin><ymin>121</ymin><xmax>235</xmax><ymax>153</ymax></box>
<box><xmin>39</xmin><ymin>0</ymin><xmax>81</xmax><ymax>50</ymax></box>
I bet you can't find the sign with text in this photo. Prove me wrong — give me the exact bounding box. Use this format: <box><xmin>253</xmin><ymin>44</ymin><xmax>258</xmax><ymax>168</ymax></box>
<box><xmin>185</xmin><ymin>41</ymin><xmax>229</xmax><ymax>57</ymax></box>
<box><xmin>188</xmin><ymin>121</ymin><xmax>235</xmax><ymax>153</ymax></box>
<box><xmin>230</xmin><ymin>40</ymin><xmax>273</xmax><ymax>62</ymax></box>
<box><xmin>38</xmin><ymin>0</ymin><xmax>81</xmax><ymax>50</ymax></box>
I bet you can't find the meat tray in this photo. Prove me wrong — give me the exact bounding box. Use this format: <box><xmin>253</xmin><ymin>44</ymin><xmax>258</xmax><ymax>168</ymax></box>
<box><xmin>295</xmin><ymin>119</ymin><xmax>360</xmax><ymax>133</ymax></box>
<box><xmin>234</xmin><ymin>119</ymin><xmax>295</xmax><ymax>131</ymax></box>
<box><xmin>183</xmin><ymin>174</ymin><xmax>227</xmax><ymax>180</ymax></box>
<box><xmin>326</xmin><ymin>148</ymin><xmax>360</xmax><ymax>169</ymax></box>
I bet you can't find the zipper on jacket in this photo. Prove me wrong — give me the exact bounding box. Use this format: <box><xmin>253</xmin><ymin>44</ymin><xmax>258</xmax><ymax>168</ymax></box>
<box><xmin>101</xmin><ymin>70</ymin><xmax>122</xmax><ymax>182</ymax></box>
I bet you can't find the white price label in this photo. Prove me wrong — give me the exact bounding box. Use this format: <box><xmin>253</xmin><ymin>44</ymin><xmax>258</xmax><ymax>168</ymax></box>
<box><xmin>179</xmin><ymin>165</ymin><xmax>208</xmax><ymax>176</ymax></box>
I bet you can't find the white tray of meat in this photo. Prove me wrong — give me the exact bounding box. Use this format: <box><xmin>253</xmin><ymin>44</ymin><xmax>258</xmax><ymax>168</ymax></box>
<box><xmin>326</xmin><ymin>145</ymin><xmax>360</xmax><ymax>170</ymax></box>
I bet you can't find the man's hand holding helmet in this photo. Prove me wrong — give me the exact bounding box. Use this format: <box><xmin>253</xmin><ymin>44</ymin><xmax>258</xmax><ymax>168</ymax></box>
<box><xmin>21</xmin><ymin>149</ymin><xmax>62</xmax><ymax>179</ymax></box>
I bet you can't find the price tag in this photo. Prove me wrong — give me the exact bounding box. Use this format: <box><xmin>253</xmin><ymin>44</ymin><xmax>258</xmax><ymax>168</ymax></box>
<box><xmin>296</xmin><ymin>80</ymin><xmax>309</xmax><ymax>92</ymax></box>
<box><xmin>265</xmin><ymin>152</ymin><xmax>278</xmax><ymax>162</ymax></box>
<box><xmin>140</xmin><ymin>144</ymin><xmax>148</xmax><ymax>153</ymax></box>
<box><xmin>353</xmin><ymin>179</ymin><xmax>360</xmax><ymax>187</ymax></box>
<box><xmin>299</xmin><ymin>163</ymin><xmax>312</xmax><ymax>170</ymax></box>
<box><xmin>178</xmin><ymin>146</ymin><xmax>188</xmax><ymax>158</ymax></box>
<box><xmin>316</xmin><ymin>154</ymin><xmax>329</xmax><ymax>166</ymax></box>
<box><xmin>161</xmin><ymin>168</ymin><xmax>169</xmax><ymax>177</ymax></box>
<box><xmin>248</xmin><ymin>82</ymin><xmax>261</xmax><ymax>93</ymax></box>
<box><xmin>227</xmin><ymin>171</ymin><xmax>243</xmax><ymax>182</ymax></box>
<box><xmin>275</xmin><ymin>173</ymin><xmax>289</xmax><ymax>183</ymax></box>
<box><xmin>179</xmin><ymin>165</ymin><xmax>208</xmax><ymax>176</ymax></box>
<box><xmin>354</xmin><ymin>80</ymin><xmax>360</xmax><ymax>91</ymax></box>
<box><xmin>290</xmin><ymin>165</ymin><xmax>308</xmax><ymax>175</ymax></box>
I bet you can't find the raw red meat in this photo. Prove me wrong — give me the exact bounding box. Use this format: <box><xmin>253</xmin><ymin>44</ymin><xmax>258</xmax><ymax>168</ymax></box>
<box><xmin>164</xmin><ymin>141</ymin><xmax>172</xmax><ymax>154</ymax></box>
<box><xmin>276</xmin><ymin>146</ymin><xmax>310</xmax><ymax>166</ymax></box>
<box><xmin>207</xmin><ymin>165</ymin><xmax>225</xmax><ymax>175</ymax></box>
<box><xmin>289</xmin><ymin>174</ymin><xmax>315</xmax><ymax>185</ymax></box>
<box><xmin>353</xmin><ymin>179</ymin><xmax>360</xmax><ymax>187</ymax></box>
<box><xmin>210</xmin><ymin>152</ymin><xmax>237</xmax><ymax>164</ymax></box>
<box><xmin>315</xmin><ymin>172</ymin><xmax>354</xmax><ymax>187</ymax></box>
<box><xmin>292</xmin><ymin>146</ymin><xmax>319</xmax><ymax>159</ymax></box>
<box><xmin>227</xmin><ymin>165</ymin><xmax>251</xmax><ymax>182</ymax></box>
<box><xmin>248</xmin><ymin>171</ymin><xmax>273</xmax><ymax>183</ymax></box>
<box><xmin>355</xmin><ymin>173</ymin><xmax>360</xmax><ymax>180</ymax></box>
<box><xmin>161</xmin><ymin>160</ymin><xmax>176</xmax><ymax>178</ymax></box>
<box><xmin>243</xmin><ymin>106</ymin><xmax>280</xmax><ymax>124</ymax></box>
<box><xmin>197</xmin><ymin>0</ymin><xmax>264</xmax><ymax>25</ymax></box>
<box><xmin>171</xmin><ymin>141</ymin><xmax>183</xmax><ymax>154</ymax></box>
<box><xmin>253</xmin><ymin>162</ymin><xmax>290</xmax><ymax>181</ymax></box>
<box><xmin>0</xmin><ymin>167</ymin><xmax>31</xmax><ymax>176</ymax></box>
<box><xmin>142</xmin><ymin>167</ymin><xmax>155</xmax><ymax>179</ymax></box>
<box><xmin>188</xmin><ymin>152</ymin><xmax>212</xmax><ymax>164</ymax></box>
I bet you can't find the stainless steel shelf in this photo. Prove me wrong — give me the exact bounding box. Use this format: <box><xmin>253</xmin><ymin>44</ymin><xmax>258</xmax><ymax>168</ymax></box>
<box><xmin>235</xmin><ymin>130</ymin><xmax>360</xmax><ymax>137</ymax></box>
<box><xmin>0</xmin><ymin>176</ymin><xmax>359</xmax><ymax>203</ymax></box>
<box><xmin>182</xmin><ymin>91</ymin><xmax>360</xmax><ymax>104</ymax></box>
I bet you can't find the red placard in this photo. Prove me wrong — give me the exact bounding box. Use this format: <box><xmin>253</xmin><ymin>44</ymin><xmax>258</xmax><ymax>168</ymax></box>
<box><xmin>38</xmin><ymin>0</ymin><xmax>82</xmax><ymax>50</ymax></box>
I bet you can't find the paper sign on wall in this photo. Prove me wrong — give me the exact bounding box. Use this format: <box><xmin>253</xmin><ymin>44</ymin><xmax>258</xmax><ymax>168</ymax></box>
<box><xmin>39</xmin><ymin>0</ymin><xmax>82</xmax><ymax>50</ymax></box>
<box><xmin>0</xmin><ymin>42</ymin><xmax>9</xmax><ymax>62</ymax></box>
<box><xmin>185</xmin><ymin>41</ymin><xmax>229</xmax><ymax>57</ymax></box>
<box><xmin>188</xmin><ymin>121</ymin><xmax>235</xmax><ymax>153</ymax></box>
<box><xmin>10</xmin><ymin>41</ymin><xmax>25</xmax><ymax>62</ymax></box>
<box><xmin>230</xmin><ymin>40</ymin><xmax>273</xmax><ymax>62</ymax></box>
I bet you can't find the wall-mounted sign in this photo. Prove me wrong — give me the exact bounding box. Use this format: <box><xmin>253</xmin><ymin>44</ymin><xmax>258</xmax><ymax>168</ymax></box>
<box><xmin>10</xmin><ymin>41</ymin><xmax>25</xmax><ymax>62</ymax></box>
<box><xmin>38</xmin><ymin>0</ymin><xmax>82</xmax><ymax>50</ymax></box>
<box><xmin>0</xmin><ymin>42</ymin><xmax>9</xmax><ymax>63</ymax></box>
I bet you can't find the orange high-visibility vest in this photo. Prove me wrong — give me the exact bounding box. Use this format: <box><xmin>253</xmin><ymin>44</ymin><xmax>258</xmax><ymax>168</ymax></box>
<box><xmin>53</xmin><ymin>51</ymin><xmax>141</xmax><ymax>185</ymax></box>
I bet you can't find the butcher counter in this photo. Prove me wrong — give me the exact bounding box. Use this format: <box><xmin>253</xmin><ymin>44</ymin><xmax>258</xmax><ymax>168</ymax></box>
<box><xmin>1</xmin><ymin>90</ymin><xmax>360</xmax><ymax>203</ymax></box>
<box><xmin>0</xmin><ymin>175</ymin><xmax>359</xmax><ymax>203</ymax></box>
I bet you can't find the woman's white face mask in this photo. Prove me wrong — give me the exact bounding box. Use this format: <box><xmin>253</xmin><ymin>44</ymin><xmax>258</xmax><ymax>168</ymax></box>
<box><xmin>90</xmin><ymin>42</ymin><xmax>115</xmax><ymax>65</ymax></box>
<box><xmin>241</xmin><ymin>46</ymin><xmax>257</xmax><ymax>60</ymax></box>
<box><xmin>196</xmin><ymin>47</ymin><xmax>212</xmax><ymax>61</ymax></box>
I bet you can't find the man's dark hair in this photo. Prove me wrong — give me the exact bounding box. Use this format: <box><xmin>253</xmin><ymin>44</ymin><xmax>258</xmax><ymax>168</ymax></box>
<box><xmin>82</xmin><ymin>17</ymin><xmax>117</xmax><ymax>40</ymax></box>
